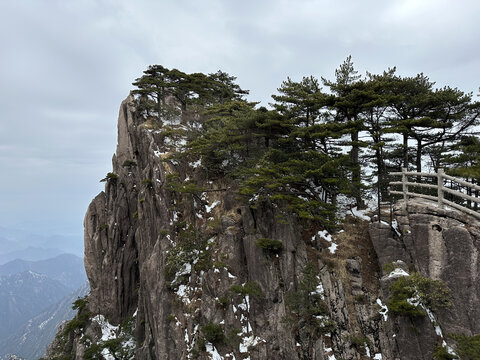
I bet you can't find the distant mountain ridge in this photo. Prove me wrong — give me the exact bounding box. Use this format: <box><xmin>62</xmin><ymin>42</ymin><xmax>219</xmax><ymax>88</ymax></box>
<box><xmin>0</xmin><ymin>282</ymin><xmax>89</xmax><ymax>360</ymax></box>
<box><xmin>0</xmin><ymin>254</ymin><xmax>86</xmax><ymax>289</ymax></box>
<box><xmin>0</xmin><ymin>226</ymin><xmax>83</xmax><ymax>260</ymax></box>
<box><xmin>0</xmin><ymin>246</ymin><xmax>64</xmax><ymax>265</ymax></box>
<box><xmin>0</xmin><ymin>271</ymin><xmax>71</xmax><ymax>340</ymax></box>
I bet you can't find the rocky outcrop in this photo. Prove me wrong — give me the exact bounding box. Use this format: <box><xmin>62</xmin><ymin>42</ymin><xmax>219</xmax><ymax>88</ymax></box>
<box><xmin>46</xmin><ymin>95</ymin><xmax>480</xmax><ymax>359</ymax></box>
<box><xmin>370</xmin><ymin>199</ymin><xmax>480</xmax><ymax>359</ymax></box>
<box><xmin>393</xmin><ymin>200</ymin><xmax>480</xmax><ymax>335</ymax></box>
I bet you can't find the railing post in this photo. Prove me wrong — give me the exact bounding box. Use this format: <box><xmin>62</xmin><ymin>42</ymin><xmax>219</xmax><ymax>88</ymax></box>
<box><xmin>437</xmin><ymin>168</ymin><xmax>444</xmax><ymax>208</ymax></box>
<box><xmin>402</xmin><ymin>167</ymin><xmax>408</xmax><ymax>208</ymax></box>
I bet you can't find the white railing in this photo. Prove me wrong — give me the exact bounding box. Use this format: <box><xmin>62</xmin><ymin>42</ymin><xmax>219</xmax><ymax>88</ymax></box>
<box><xmin>389</xmin><ymin>168</ymin><xmax>480</xmax><ymax>219</ymax></box>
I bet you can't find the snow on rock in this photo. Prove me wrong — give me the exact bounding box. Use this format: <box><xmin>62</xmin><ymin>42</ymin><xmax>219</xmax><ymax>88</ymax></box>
<box><xmin>153</xmin><ymin>149</ymin><xmax>169</xmax><ymax>158</ymax></box>
<box><xmin>92</xmin><ymin>315</ymin><xmax>121</xmax><ymax>360</ymax></box>
<box><xmin>351</xmin><ymin>206</ymin><xmax>371</xmax><ymax>221</ymax></box>
<box><xmin>175</xmin><ymin>284</ymin><xmax>193</xmax><ymax>305</ymax></box>
<box><xmin>206</xmin><ymin>200</ymin><xmax>220</xmax><ymax>213</ymax></box>
<box><xmin>314</xmin><ymin>230</ymin><xmax>338</xmax><ymax>254</ymax></box>
<box><xmin>238</xmin><ymin>333</ymin><xmax>263</xmax><ymax>353</ymax></box>
<box><xmin>388</xmin><ymin>268</ymin><xmax>409</xmax><ymax>279</ymax></box>
<box><xmin>328</xmin><ymin>243</ymin><xmax>338</xmax><ymax>254</ymax></box>
<box><xmin>373</xmin><ymin>354</ymin><xmax>382</xmax><ymax>360</ymax></box>
<box><xmin>205</xmin><ymin>342</ymin><xmax>223</xmax><ymax>360</ymax></box>
<box><xmin>189</xmin><ymin>159</ymin><xmax>202</xmax><ymax>168</ymax></box>
<box><xmin>316</xmin><ymin>230</ymin><xmax>332</xmax><ymax>242</ymax></box>
<box><xmin>314</xmin><ymin>281</ymin><xmax>325</xmax><ymax>299</ymax></box>
<box><xmin>391</xmin><ymin>219</ymin><xmax>401</xmax><ymax>236</ymax></box>
<box><xmin>93</xmin><ymin>314</ymin><xmax>119</xmax><ymax>342</ymax></box>
<box><xmin>323</xmin><ymin>343</ymin><xmax>336</xmax><ymax>359</ymax></box>
<box><xmin>376</xmin><ymin>298</ymin><xmax>388</xmax><ymax>321</ymax></box>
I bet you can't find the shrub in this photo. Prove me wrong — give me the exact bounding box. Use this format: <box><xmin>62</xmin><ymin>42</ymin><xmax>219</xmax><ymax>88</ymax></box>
<box><xmin>97</xmin><ymin>224</ymin><xmax>109</xmax><ymax>231</ymax></box>
<box><xmin>83</xmin><ymin>316</ymin><xmax>136</xmax><ymax>360</ymax></box>
<box><xmin>197</xmin><ymin>337</ymin><xmax>206</xmax><ymax>352</ymax></box>
<box><xmin>387</xmin><ymin>273</ymin><xmax>451</xmax><ymax>318</ymax></box>
<box><xmin>229</xmin><ymin>281</ymin><xmax>263</xmax><ymax>299</ymax></box>
<box><xmin>194</xmin><ymin>251</ymin><xmax>213</xmax><ymax>272</ymax></box>
<box><xmin>122</xmin><ymin>160</ymin><xmax>137</xmax><ymax>167</ymax></box>
<box><xmin>63</xmin><ymin>311</ymin><xmax>91</xmax><ymax>334</ymax></box>
<box><xmin>255</xmin><ymin>238</ymin><xmax>283</xmax><ymax>254</ymax></box>
<box><xmin>433</xmin><ymin>346</ymin><xmax>457</xmax><ymax>360</ymax></box>
<box><xmin>201</xmin><ymin>322</ymin><xmax>225</xmax><ymax>345</ymax></box>
<box><xmin>83</xmin><ymin>343</ymin><xmax>103</xmax><ymax>360</ymax></box>
<box><xmin>142</xmin><ymin>178</ymin><xmax>153</xmax><ymax>188</ymax></box>
<box><xmin>451</xmin><ymin>333</ymin><xmax>480</xmax><ymax>360</ymax></box>
<box><xmin>225</xmin><ymin>327</ymin><xmax>242</xmax><ymax>347</ymax></box>
<box><xmin>382</xmin><ymin>262</ymin><xmax>395</xmax><ymax>274</ymax></box>
<box><xmin>166</xmin><ymin>172</ymin><xmax>205</xmax><ymax>194</ymax></box>
<box><xmin>349</xmin><ymin>333</ymin><xmax>370</xmax><ymax>349</ymax></box>
<box><xmin>216</xmin><ymin>297</ymin><xmax>229</xmax><ymax>308</ymax></box>
<box><xmin>284</xmin><ymin>263</ymin><xmax>335</xmax><ymax>339</ymax></box>
<box><xmin>100</xmin><ymin>172</ymin><xmax>119</xmax><ymax>182</ymax></box>
<box><xmin>165</xmin><ymin>225</ymin><xmax>211</xmax><ymax>284</ymax></box>
<box><xmin>72</xmin><ymin>296</ymin><xmax>88</xmax><ymax>311</ymax></box>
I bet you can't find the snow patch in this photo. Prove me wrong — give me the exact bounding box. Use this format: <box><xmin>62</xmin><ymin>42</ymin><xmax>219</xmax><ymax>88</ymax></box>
<box><xmin>206</xmin><ymin>200</ymin><xmax>220</xmax><ymax>213</ymax></box>
<box><xmin>388</xmin><ymin>268</ymin><xmax>409</xmax><ymax>279</ymax></box>
<box><xmin>239</xmin><ymin>333</ymin><xmax>262</xmax><ymax>353</ymax></box>
<box><xmin>92</xmin><ymin>315</ymin><xmax>136</xmax><ymax>360</ymax></box>
<box><xmin>38</xmin><ymin>315</ymin><xmax>54</xmax><ymax>330</ymax></box>
<box><xmin>189</xmin><ymin>159</ymin><xmax>202</xmax><ymax>168</ymax></box>
<box><xmin>205</xmin><ymin>342</ymin><xmax>222</xmax><ymax>360</ymax></box>
<box><xmin>93</xmin><ymin>314</ymin><xmax>118</xmax><ymax>342</ymax></box>
<box><xmin>391</xmin><ymin>219</ymin><xmax>401</xmax><ymax>236</ymax></box>
<box><xmin>351</xmin><ymin>206</ymin><xmax>371</xmax><ymax>221</ymax></box>
<box><xmin>376</xmin><ymin>298</ymin><xmax>388</xmax><ymax>321</ymax></box>
<box><xmin>315</xmin><ymin>230</ymin><xmax>338</xmax><ymax>254</ymax></box>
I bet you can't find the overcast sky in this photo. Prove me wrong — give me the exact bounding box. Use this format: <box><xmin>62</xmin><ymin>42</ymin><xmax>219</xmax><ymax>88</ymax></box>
<box><xmin>0</xmin><ymin>0</ymin><xmax>479</xmax><ymax>251</ymax></box>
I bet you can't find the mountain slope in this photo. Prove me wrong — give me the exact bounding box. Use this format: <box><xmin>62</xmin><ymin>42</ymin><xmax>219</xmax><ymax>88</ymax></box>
<box><xmin>0</xmin><ymin>254</ymin><xmax>86</xmax><ymax>289</ymax></box>
<box><xmin>0</xmin><ymin>247</ymin><xmax>64</xmax><ymax>265</ymax></box>
<box><xmin>0</xmin><ymin>282</ymin><xmax>89</xmax><ymax>360</ymax></box>
<box><xmin>0</xmin><ymin>271</ymin><xmax>71</xmax><ymax>340</ymax></box>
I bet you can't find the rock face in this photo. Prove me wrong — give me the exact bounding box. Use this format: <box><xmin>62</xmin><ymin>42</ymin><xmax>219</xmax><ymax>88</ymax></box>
<box><xmin>46</xmin><ymin>96</ymin><xmax>480</xmax><ymax>359</ymax></box>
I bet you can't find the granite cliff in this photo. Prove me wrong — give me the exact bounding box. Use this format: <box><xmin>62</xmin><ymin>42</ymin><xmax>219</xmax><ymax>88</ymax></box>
<box><xmin>45</xmin><ymin>95</ymin><xmax>480</xmax><ymax>360</ymax></box>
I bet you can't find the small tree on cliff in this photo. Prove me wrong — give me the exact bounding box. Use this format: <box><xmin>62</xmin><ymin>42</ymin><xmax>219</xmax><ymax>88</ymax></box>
<box><xmin>132</xmin><ymin>66</ymin><xmax>249</xmax><ymax>120</ymax></box>
<box><xmin>132</xmin><ymin>65</ymin><xmax>172</xmax><ymax>121</ymax></box>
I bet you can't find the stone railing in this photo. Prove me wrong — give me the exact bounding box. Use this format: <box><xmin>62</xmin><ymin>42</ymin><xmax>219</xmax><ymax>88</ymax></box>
<box><xmin>389</xmin><ymin>168</ymin><xmax>480</xmax><ymax>218</ymax></box>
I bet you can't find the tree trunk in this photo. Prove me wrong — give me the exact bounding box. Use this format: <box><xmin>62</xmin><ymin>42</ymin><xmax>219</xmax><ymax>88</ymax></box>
<box><xmin>351</xmin><ymin>130</ymin><xmax>363</xmax><ymax>208</ymax></box>
<box><xmin>416</xmin><ymin>139</ymin><xmax>422</xmax><ymax>173</ymax></box>
<box><xmin>376</xmin><ymin>145</ymin><xmax>387</xmax><ymax>201</ymax></box>
<box><xmin>403</xmin><ymin>132</ymin><xmax>409</xmax><ymax>169</ymax></box>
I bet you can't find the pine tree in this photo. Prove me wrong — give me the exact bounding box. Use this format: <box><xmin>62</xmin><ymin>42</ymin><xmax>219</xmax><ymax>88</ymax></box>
<box><xmin>322</xmin><ymin>56</ymin><xmax>368</xmax><ymax>207</ymax></box>
<box><xmin>271</xmin><ymin>75</ymin><xmax>324</xmax><ymax>128</ymax></box>
<box><xmin>132</xmin><ymin>65</ymin><xmax>173</xmax><ymax>122</ymax></box>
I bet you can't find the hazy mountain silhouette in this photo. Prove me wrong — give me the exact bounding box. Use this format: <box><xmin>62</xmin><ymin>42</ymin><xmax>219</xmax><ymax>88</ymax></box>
<box><xmin>0</xmin><ymin>271</ymin><xmax>71</xmax><ymax>340</ymax></box>
<box><xmin>0</xmin><ymin>282</ymin><xmax>89</xmax><ymax>360</ymax></box>
<box><xmin>0</xmin><ymin>254</ymin><xmax>86</xmax><ymax>289</ymax></box>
